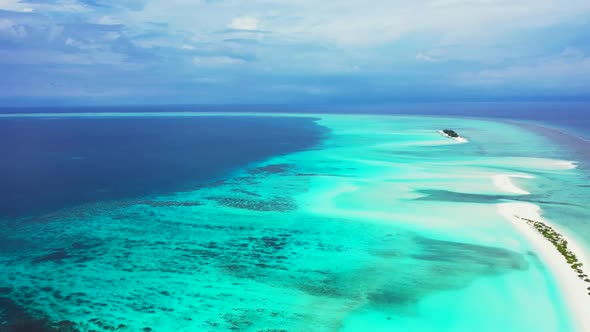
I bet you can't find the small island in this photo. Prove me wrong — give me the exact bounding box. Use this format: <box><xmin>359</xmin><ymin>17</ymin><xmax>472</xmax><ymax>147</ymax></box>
<box><xmin>442</xmin><ymin>129</ymin><xmax>459</xmax><ymax>138</ymax></box>
<box><xmin>438</xmin><ymin>129</ymin><xmax>468</xmax><ymax>143</ymax></box>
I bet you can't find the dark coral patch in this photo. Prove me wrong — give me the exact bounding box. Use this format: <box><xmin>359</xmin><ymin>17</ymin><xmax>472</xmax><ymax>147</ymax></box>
<box><xmin>136</xmin><ymin>201</ymin><xmax>203</xmax><ymax>207</ymax></box>
<box><xmin>32</xmin><ymin>250</ymin><xmax>70</xmax><ymax>264</ymax></box>
<box><xmin>0</xmin><ymin>297</ymin><xmax>80</xmax><ymax>332</ymax></box>
<box><xmin>247</xmin><ymin>164</ymin><xmax>291</xmax><ymax>175</ymax></box>
<box><xmin>0</xmin><ymin>287</ymin><xmax>13</xmax><ymax>295</ymax></box>
<box><xmin>205</xmin><ymin>196</ymin><xmax>296</xmax><ymax>212</ymax></box>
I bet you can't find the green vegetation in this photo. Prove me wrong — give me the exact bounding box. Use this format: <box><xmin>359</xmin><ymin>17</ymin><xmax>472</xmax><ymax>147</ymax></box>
<box><xmin>517</xmin><ymin>216</ymin><xmax>590</xmax><ymax>294</ymax></box>
<box><xmin>442</xmin><ymin>129</ymin><xmax>459</xmax><ymax>138</ymax></box>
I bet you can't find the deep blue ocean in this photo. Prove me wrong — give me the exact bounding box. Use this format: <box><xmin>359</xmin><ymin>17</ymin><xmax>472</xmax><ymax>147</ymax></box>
<box><xmin>0</xmin><ymin>116</ymin><xmax>325</xmax><ymax>218</ymax></box>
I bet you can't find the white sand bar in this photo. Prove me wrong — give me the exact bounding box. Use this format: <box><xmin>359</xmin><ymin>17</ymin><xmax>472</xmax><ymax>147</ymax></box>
<box><xmin>492</xmin><ymin>174</ymin><xmax>534</xmax><ymax>195</ymax></box>
<box><xmin>496</xmin><ymin>175</ymin><xmax>590</xmax><ymax>331</ymax></box>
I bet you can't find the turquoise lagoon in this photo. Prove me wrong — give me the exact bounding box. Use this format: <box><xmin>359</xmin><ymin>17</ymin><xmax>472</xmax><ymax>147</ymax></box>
<box><xmin>1</xmin><ymin>113</ymin><xmax>588</xmax><ymax>331</ymax></box>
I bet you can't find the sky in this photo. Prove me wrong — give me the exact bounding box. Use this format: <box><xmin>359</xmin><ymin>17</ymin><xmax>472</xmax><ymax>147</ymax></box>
<box><xmin>0</xmin><ymin>0</ymin><xmax>589</xmax><ymax>105</ymax></box>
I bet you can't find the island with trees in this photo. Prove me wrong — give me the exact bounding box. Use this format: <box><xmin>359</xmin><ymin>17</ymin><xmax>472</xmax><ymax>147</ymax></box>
<box><xmin>438</xmin><ymin>129</ymin><xmax>468</xmax><ymax>142</ymax></box>
<box><xmin>442</xmin><ymin>129</ymin><xmax>459</xmax><ymax>138</ymax></box>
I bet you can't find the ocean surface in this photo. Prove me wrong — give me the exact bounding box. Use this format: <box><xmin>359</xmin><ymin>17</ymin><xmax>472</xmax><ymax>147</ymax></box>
<box><xmin>0</xmin><ymin>105</ymin><xmax>589</xmax><ymax>331</ymax></box>
<box><xmin>0</xmin><ymin>116</ymin><xmax>325</xmax><ymax>218</ymax></box>
<box><xmin>7</xmin><ymin>102</ymin><xmax>590</xmax><ymax>135</ymax></box>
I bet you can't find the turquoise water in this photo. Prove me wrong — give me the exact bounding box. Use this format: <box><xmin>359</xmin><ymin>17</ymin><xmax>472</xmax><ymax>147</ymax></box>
<box><xmin>1</xmin><ymin>113</ymin><xmax>588</xmax><ymax>331</ymax></box>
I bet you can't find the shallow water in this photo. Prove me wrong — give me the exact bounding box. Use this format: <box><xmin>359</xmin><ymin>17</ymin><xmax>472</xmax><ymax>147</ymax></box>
<box><xmin>0</xmin><ymin>113</ymin><xmax>587</xmax><ymax>331</ymax></box>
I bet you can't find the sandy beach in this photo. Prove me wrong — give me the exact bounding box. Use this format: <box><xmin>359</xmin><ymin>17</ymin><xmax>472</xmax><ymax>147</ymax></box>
<box><xmin>495</xmin><ymin>176</ymin><xmax>590</xmax><ymax>331</ymax></box>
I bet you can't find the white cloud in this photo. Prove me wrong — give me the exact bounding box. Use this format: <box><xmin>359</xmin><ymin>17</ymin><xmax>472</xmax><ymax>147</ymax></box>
<box><xmin>2</xmin><ymin>0</ymin><xmax>590</xmax><ymax>90</ymax></box>
<box><xmin>192</xmin><ymin>55</ymin><xmax>246</xmax><ymax>67</ymax></box>
<box><xmin>47</xmin><ymin>24</ymin><xmax>64</xmax><ymax>42</ymax></box>
<box><xmin>0</xmin><ymin>19</ymin><xmax>27</xmax><ymax>38</ymax></box>
<box><xmin>115</xmin><ymin>0</ymin><xmax>590</xmax><ymax>49</ymax></box>
<box><xmin>0</xmin><ymin>49</ymin><xmax>128</xmax><ymax>65</ymax></box>
<box><xmin>65</xmin><ymin>37</ymin><xmax>107</xmax><ymax>50</ymax></box>
<box><xmin>0</xmin><ymin>0</ymin><xmax>88</xmax><ymax>13</ymax></box>
<box><xmin>229</xmin><ymin>16</ymin><xmax>259</xmax><ymax>31</ymax></box>
<box><xmin>103</xmin><ymin>32</ymin><xmax>121</xmax><ymax>41</ymax></box>
<box><xmin>191</xmin><ymin>77</ymin><xmax>227</xmax><ymax>84</ymax></box>
<box><xmin>0</xmin><ymin>0</ymin><xmax>33</xmax><ymax>12</ymax></box>
<box><xmin>96</xmin><ymin>16</ymin><xmax>122</xmax><ymax>26</ymax></box>
<box><xmin>416</xmin><ymin>52</ymin><xmax>440</xmax><ymax>62</ymax></box>
<box><xmin>460</xmin><ymin>48</ymin><xmax>590</xmax><ymax>87</ymax></box>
